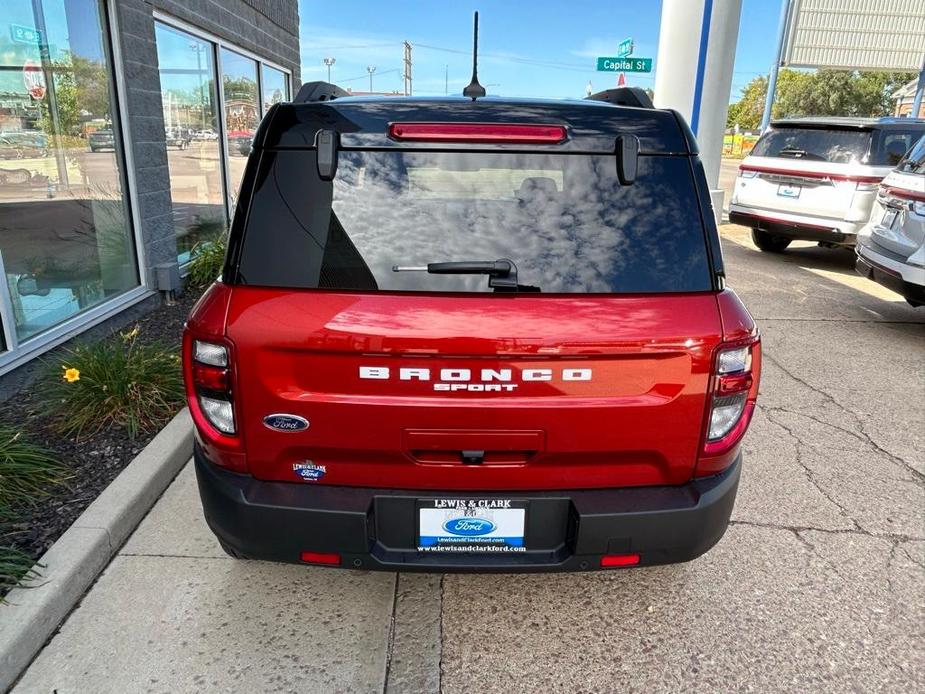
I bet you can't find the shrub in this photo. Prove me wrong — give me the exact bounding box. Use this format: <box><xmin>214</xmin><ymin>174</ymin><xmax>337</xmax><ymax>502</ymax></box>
<box><xmin>0</xmin><ymin>426</ymin><xmax>64</xmax><ymax>510</ymax></box>
<box><xmin>0</xmin><ymin>427</ymin><xmax>63</xmax><ymax>597</ymax></box>
<box><xmin>185</xmin><ymin>221</ymin><xmax>228</xmax><ymax>289</ymax></box>
<box><xmin>0</xmin><ymin>545</ymin><xmax>42</xmax><ymax>597</ymax></box>
<box><xmin>41</xmin><ymin>327</ymin><xmax>185</xmax><ymax>440</ymax></box>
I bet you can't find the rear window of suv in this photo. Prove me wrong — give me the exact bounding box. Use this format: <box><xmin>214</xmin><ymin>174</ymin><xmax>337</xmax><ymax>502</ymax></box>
<box><xmin>236</xmin><ymin>149</ymin><xmax>713</xmax><ymax>294</ymax></box>
<box><xmin>751</xmin><ymin>125</ymin><xmax>924</xmax><ymax>166</ymax></box>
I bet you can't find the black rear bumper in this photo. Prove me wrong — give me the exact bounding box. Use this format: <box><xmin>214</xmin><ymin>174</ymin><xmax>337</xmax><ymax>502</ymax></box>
<box><xmin>194</xmin><ymin>445</ymin><xmax>741</xmax><ymax>572</ymax></box>
<box><xmin>729</xmin><ymin>210</ymin><xmax>853</xmax><ymax>244</ymax></box>
<box><xmin>856</xmin><ymin>255</ymin><xmax>925</xmax><ymax>306</ymax></box>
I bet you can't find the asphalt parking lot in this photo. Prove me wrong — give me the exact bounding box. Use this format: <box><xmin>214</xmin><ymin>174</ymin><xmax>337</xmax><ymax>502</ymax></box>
<box><xmin>12</xmin><ymin>224</ymin><xmax>924</xmax><ymax>693</ymax></box>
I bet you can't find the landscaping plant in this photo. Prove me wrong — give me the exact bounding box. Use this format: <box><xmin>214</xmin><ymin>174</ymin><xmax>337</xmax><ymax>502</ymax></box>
<box><xmin>185</xmin><ymin>219</ymin><xmax>228</xmax><ymax>289</ymax></box>
<box><xmin>42</xmin><ymin>327</ymin><xmax>185</xmax><ymax>440</ymax></box>
<box><xmin>0</xmin><ymin>426</ymin><xmax>63</xmax><ymax>596</ymax></box>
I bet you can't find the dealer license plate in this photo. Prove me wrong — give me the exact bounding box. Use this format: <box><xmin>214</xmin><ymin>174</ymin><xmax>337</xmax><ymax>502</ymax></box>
<box><xmin>418</xmin><ymin>499</ymin><xmax>526</xmax><ymax>553</ymax></box>
<box><xmin>777</xmin><ymin>184</ymin><xmax>801</xmax><ymax>198</ymax></box>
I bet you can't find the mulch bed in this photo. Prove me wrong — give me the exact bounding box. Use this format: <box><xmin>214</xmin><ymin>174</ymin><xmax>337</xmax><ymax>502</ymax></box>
<box><xmin>0</xmin><ymin>290</ymin><xmax>201</xmax><ymax>574</ymax></box>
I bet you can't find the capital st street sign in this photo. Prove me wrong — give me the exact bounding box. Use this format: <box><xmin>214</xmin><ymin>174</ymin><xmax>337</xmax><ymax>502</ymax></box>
<box><xmin>596</xmin><ymin>57</ymin><xmax>652</xmax><ymax>73</ymax></box>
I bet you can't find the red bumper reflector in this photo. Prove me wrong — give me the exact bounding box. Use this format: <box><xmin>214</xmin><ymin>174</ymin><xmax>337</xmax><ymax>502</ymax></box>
<box><xmin>601</xmin><ymin>553</ymin><xmax>641</xmax><ymax>568</ymax></box>
<box><xmin>300</xmin><ymin>551</ymin><xmax>341</xmax><ymax>566</ymax></box>
<box><xmin>388</xmin><ymin>122</ymin><xmax>567</xmax><ymax>144</ymax></box>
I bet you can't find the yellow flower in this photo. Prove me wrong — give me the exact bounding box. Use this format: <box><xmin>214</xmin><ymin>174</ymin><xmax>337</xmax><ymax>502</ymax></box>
<box><xmin>62</xmin><ymin>367</ymin><xmax>81</xmax><ymax>383</ymax></box>
<box><xmin>121</xmin><ymin>326</ymin><xmax>140</xmax><ymax>341</ymax></box>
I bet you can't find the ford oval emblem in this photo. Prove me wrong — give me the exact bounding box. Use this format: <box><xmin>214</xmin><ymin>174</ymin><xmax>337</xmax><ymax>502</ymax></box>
<box><xmin>263</xmin><ymin>414</ymin><xmax>310</xmax><ymax>432</ymax></box>
<box><xmin>442</xmin><ymin>517</ymin><xmax>496</xmax><ymax>536</ymax></box>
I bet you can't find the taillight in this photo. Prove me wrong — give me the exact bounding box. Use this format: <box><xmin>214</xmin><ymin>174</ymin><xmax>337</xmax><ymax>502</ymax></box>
<box><xmin>388</xmin><ymin>122</ymin><xmax>567</xmax><ymax>144</ymax></box>
<box><xmin>698</xmin><ymin>338</ymin><xmax>761</xmax><ymax>474</ymax></box>
<box><xmin>191</xmin><ymin>340</ymin><xmax>236</xmax><ymax>436</ymax></box>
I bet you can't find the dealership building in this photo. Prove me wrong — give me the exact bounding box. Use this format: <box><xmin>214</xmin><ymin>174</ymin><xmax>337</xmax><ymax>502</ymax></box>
<box><xmin>0</xmin><ymin>0</ymin><xmax>300</xmax><ymax>376</ymax></box>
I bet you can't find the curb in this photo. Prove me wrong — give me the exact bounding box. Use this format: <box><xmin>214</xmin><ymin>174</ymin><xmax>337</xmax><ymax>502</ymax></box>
<box><xmin>0</xmin><ymin>408</ymin><xmax>193</xmax><ymax>693</ymax></box>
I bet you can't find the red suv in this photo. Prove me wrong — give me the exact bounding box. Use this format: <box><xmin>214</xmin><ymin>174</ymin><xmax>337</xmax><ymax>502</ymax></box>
<box><xmin>183</xmin><ymin>83</ymin><xmax>761</xmax><ymax>572</ymax></box>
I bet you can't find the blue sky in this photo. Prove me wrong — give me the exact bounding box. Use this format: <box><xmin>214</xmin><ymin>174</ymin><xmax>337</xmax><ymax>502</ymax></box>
<box><xmin>297</xmin><ymin>0</ymin><xmax>783</xmax><ymax>102</ymax></box>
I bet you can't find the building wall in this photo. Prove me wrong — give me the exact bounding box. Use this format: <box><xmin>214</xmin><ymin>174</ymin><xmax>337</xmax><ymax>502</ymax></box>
<box><xmin>0</xmin><ymin>0</ymin><xmax>299</xmax><ymax>388</ymax></box>
<box><xmin>112</xmin><ymin>0</ymin><xmax>300</xmax><ymax>286</ymax></box>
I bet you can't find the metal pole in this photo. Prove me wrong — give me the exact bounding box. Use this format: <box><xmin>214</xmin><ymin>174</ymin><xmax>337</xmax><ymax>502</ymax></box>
<box><xmin>760</xmin><ymin>0</ymin><xmax>792</xmax><ymax>132</ymax></box>
<box><xmin>911</xmin><ymin>58</ymin><xmax>925</xmax><ymax>119</ymax></box>
<box><xmin>31</xmin><ymin>0</ymin><xmax>69</xmax><ymax>190</ymax></box>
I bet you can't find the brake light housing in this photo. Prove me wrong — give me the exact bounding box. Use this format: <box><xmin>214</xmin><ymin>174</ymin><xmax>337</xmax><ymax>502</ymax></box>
<box><xmin>388</xmin><ymin>122</ymin><xmax>568</xmax><ymax>144</ymax></box>
<box><xmin>183</xmin><ymin>283</ymin><xmax>247</xmax><ymax>472</ymax></box>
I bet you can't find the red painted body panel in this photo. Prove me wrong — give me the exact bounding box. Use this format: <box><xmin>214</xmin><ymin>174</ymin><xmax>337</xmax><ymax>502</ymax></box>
<box><xmin>189</xmin><ymin>288</ymin><xmax>733</xmax><ymax>490</ymax></box>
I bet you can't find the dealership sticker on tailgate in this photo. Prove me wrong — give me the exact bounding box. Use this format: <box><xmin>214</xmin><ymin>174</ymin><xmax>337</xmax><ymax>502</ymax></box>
<box><xmin>418</xmin><ymin>499</ymin><xmax>526</xmax><ymax>553</ymax></box>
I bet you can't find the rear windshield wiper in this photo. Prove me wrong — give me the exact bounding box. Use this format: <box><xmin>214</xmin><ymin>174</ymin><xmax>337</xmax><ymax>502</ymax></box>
<box><xmin>392</xmin><ymin>258</ymin><xmax>539</xmax><ymax>292</ymax></box>
<box><xmin>777</xmin><ymin>148</ymin><xmax>825</xmax><ymax>161</ymax></box>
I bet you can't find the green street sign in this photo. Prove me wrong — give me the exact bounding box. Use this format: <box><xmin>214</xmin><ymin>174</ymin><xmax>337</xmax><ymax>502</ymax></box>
<box><xmin>617</xmin><ymin>38</ymin><xmax>633</xmax><ymax>58</ymax></box>
<box><xmin>10</xmin><ymin>23</ymin><xmax>42</xmax><ymax>45</ymax></box>
<box><xmin>596</xmin><ymin>57</ymin><xmax>652</xmax><ymax>73</ymax></box>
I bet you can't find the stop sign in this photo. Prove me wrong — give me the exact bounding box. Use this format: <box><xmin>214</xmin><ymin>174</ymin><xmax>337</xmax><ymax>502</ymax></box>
<box><xmin>23</xmin><ymin>59</ymin><xmax>46</xmax><ymax>100</ymax></box>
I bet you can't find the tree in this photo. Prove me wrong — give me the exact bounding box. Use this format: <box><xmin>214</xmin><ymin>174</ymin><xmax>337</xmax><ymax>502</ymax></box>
<box><xmin>727</xmin><ymin>69</ymin><xmax>916</xmax><ymax>129</ymax></box>
<box><xmin>36</xmin><ymin>56</ymin><xmax>111</xmax><ymax>136</ymax></box>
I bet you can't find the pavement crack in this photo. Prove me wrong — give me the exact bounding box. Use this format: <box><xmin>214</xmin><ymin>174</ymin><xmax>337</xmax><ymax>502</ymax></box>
<box><xmin>761</xmin><ymin>351</ymin><xmax>925</xmax><ymax>487</ymax></box>
<box><xmin>438</xmin><ymin>574</ymin><xmax>445</xmax><ymax>694</ymax></box>
<box><xmin>758</xmin><ymin>402</ymin><xmax>865</xmax><ymax>533</ymax></box>
<box><xmin>727</xmin><ymin>519</ymin><xmax>917</xmax><ymax>543</ymax></box>
<box><xmin>382</xmin><ymin>573</ymin><xmax>399</xmax><ymax>694</ymax></box>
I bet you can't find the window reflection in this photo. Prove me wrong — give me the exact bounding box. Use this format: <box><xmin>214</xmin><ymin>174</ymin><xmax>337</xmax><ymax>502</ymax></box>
<box><xmin>261</xmin><ymin>65</ymin><xmax>289</xmax><ymax>113</ymax></box>
<box><xmin>0</xmin><ymin>0</ymin><xmax>138</xmax><ymax>341</ymax></box>
<box><xmin>155</xmin><ymin>23</ymin><xmax>227</xmax><ymax>265</ymax></box>
<box><xmin>221</xmin><ymin>48</ymin><xmax>259</xmax><ymax>203</ymax></box>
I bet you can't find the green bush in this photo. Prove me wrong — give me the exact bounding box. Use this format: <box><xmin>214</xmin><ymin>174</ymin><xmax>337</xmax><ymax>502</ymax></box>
<box><xmin>0</xmin><ymin>545</ymin><xmax>43</xmax><ymax>597</ymax></box>
<box><xmin>0</xmin><ymin>427</ymin><xmax>63</xmax><ymax>597</ymax></box>
<box><xmin>41</xmin><ymin>327</ymin><xmax>184</xmax><ymax>440</ymax></box>
<box><xmin>185</xmin><ymin>220</ymin><xmax>228</xmax><ymax>289</ymax></box>
<box><xmin>0</xmin><ymin>426</ymin><xmax>64</xmax><ymax>510</ymax></box>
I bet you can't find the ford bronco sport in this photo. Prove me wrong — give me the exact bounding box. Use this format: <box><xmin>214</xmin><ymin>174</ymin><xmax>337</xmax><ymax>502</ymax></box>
<box><xmin>183</xmin><ymin>81</ymin><xmax>761</xmax><ymax>572</ymax></box>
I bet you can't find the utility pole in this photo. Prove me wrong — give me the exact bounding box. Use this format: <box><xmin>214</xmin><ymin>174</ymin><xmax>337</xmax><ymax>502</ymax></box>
<box><xmin>403</xmin><ymin>41</ymin><xmax>413</xmax><ymax>96</ymax></box>
<box><xmin>445</xmin><ymin>64</ymin><xmax>449</xmax><ymax>95</ymax></box>
<box><xmin>324</xmin><ymin>57</ymin><xmax>335</xmax><ymax>83</ymax></box>
<box><xmin>366</xmin><ymin>65</ymin><xmax>376</xmax><ymax>93</ymax></box>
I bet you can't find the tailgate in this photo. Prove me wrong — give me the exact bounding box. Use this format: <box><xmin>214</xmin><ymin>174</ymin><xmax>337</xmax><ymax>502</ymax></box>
<box><xmin>226</xmin><ymin>289</ymin><xmax>723</xmax><ymax>490</ymax></box>
<box><xmin>736</xmin><ymin>156</ymin><xmax>868</xmax><ymax>220</ymax></box>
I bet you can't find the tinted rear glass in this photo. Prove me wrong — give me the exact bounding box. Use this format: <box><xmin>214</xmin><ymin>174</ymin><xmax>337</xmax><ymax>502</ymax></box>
<box><xmin>751</xmin><ymin>127</ymin><xmax>871</xmax><ymax>164</ymax></box>
<box><xmin>896</xmin><ymin>135</ymin><xmax>925</xmax><ymax>175</ymax></box>
<box><xmin>236</xmin><ymin>150</ymin><xmax>712</xmax><ymax>294</ymax></box>
<box><xmin>872</xmin><ymin>128</ymin><xmax>925</xmax><ymax>166</ymax></box>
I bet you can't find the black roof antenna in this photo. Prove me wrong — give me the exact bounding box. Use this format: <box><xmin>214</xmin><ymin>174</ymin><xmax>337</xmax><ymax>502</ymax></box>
<box><xmin>462</xmin><ymin>11</ymin><xmax>486</xmax><ymax>99</ymax></box>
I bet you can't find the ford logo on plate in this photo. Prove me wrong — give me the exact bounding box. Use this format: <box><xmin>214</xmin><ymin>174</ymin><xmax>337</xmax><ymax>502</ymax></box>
<box><xmin>442</xmin><ymin>517</ymin><xmax>496</xmax><ymax>536</ymax></box>
<box><xmin>263</xmin><ymin>414</ymin><xmax>310</xmax><ymax>432</ymax></box>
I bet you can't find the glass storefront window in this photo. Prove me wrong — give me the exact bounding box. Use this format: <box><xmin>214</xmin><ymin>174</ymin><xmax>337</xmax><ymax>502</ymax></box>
<box><xmin>155</xmin><ymin>23</ymin><xmax>227</xmax><ymax>265</ymax></box>
<box><xmin>0</xmin><ymin>0</ymin><xmax>138</xmax><ymax>342</ymax></box>
<box><xmin>221</xmin><ymin>48</ymin><xmax>259</xmax><ymax>203</ymax></box>
<box><xmin>261</xmin><ymin>65</ymin><xmax>289</xmax><ymax>113</ymax></box>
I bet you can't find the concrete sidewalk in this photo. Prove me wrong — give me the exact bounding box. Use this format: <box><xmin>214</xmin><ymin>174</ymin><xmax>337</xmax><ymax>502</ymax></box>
<box><xmin>12</xmin><ymin>464</ymin><xmax>406</xmax><ymax>693</ymax></box>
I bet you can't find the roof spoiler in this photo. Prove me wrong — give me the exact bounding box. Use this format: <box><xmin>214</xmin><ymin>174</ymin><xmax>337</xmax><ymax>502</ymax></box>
<box><xmin>586</xmin><ymin>87</ymin><xmax>654</xmax><ymax>109</ymax></box>
<box><xmin>294</xmin><ymin>81</ymin><xmax>350</xmax><ymax>103</ymax></box>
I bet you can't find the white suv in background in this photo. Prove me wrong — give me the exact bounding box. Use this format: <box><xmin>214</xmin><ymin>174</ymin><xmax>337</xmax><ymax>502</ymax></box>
<box><xmin>729</xmin><ymin>117</ymin><xmax>925</xmax><ymax>253</ymax></box>
<box><xmin>856</xmin><ymin>135</ymin><xmax>925</xmax><ymax>307</ymax></box>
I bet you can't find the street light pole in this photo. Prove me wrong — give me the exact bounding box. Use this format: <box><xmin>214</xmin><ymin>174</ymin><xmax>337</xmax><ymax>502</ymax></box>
<box><xmin>323</xmin><ymin>57</ymin><xmax>335</xmax><ymax>83</ymax></box>
<box><xmin>367</xmin><ymin>65</ymin><xmax>376</xmax><ymax>93</ymax></box>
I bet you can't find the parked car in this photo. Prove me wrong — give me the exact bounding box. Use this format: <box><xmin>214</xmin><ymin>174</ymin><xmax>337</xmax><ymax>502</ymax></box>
<box><xmin>88</xmin><ymin>128</ymin><xmax>115</xmax><ymax>152</ymax></box>
<box><xmin>856</xmin><ymin>134</ymin><xmax>925</xmax><ymax>307</ymax></box>
<box><xmin>183</xmin><ymin>82</ymin><xmax>761</xmax><ymax>573</ymax></box>
<box><xmin>165</xmin><ymin>127</ymin><xmax>191</xmax><ymax>149</ymax></box>
<box><xmin>729</xmin><ymin>117</ymin><xmax>925</xmax><ymax>252</ymax></box>
<box><xmin>193</xmin><ymin>128</ymin><xmax>218</xmax><ymax>140</ymax></box>
<box><xmin>0</xmin><ymin>130</ymin><xmax>49</xmax><ymax>158</ymax></box>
